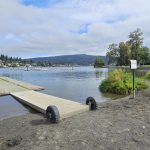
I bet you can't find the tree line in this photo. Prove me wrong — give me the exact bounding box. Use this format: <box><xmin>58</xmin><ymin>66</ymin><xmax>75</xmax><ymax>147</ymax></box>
<box><xmin>0</xmin><ymin>54</ymin><xmax>53</xmax><ymax>67</ymax></box>
<box><xmin>0</xmin><ymin>54</ymin><xmax>22</xmax><ymax>63</ymax></box>
<box><xmin>106</xmin><ymin>28</ymin><xmax>150</xmax><ymax>66</ymax></box>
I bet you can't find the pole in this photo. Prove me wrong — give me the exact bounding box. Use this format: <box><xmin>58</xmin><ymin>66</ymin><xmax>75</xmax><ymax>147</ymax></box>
<box><xmin>133</xmin><ymin>69</ymin><xmax>135</xmax><ymax>99</ymax></box>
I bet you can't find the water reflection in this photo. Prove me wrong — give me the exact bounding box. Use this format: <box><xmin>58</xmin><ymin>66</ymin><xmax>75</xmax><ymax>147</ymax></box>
<box><xmin>95</xmin><ymin>70</ymin><xmax>103</xmax><ymax>79</ymax></box>
<box><xmin>2</xmin><ymin>73</ymin><xmax>23</xmax><ymax>80</ymax></box>
<box><xmin>0</xmin><ymin>95</ymin><xmax>28</xmax><ymax>120</ymax></box>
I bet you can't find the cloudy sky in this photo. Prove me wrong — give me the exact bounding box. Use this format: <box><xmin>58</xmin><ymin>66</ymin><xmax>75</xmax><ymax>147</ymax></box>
<box><xmin>0</xmin><ymin>0</ymin><xmax>150</xmax><ymax>58</ymax></box>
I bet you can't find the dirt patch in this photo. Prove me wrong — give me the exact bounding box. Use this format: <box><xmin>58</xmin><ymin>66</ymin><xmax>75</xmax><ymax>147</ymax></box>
<box><xmin>0</xmin><ymin>136</ymin><xmax>22</xmax><ymax>150</ymax></box>
<box><xmin>0</xmin><ymin>89</ymin><xmax>150</xmax><ymax>150</ymax></box>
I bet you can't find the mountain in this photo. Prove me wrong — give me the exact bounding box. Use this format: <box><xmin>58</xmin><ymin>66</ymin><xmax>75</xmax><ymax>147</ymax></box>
<box><xmin>28</xmin><ymin>54</ymin><xmax>107</xmax><ymax>66</ymax></box>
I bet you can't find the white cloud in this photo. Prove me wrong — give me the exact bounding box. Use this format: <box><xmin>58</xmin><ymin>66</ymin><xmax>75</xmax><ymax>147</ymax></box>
<box><xmin>0</xmin><ymin>0</ymin><xmax>150</xmax><ymax>58</ymax></box>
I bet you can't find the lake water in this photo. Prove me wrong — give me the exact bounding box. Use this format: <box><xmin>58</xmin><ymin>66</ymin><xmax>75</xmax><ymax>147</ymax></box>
<box><xmin>0</xmin><ymin>66</ymin><xmax>110</xmax><ymax>120</ymax></box>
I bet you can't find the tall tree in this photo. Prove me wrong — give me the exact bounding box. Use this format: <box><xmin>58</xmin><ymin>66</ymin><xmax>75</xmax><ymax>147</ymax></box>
<box><xmin>106</xmin><ymin>43</ymin><xmax>118</xmax><ymax>65</ymax></box>
<box><xmin>118</xmin><ymin>42</ymin><xmax>131</xmax><ymax>66</ymax></box>
<box><xmin>128</xmin><ymin>28</ymin><xmax>143</xmax><ymax>60</ymax></box>
<box><xmin>138</xmin><ymin>47</ymin><xmax>150</xmax><ymax>65</ymax></box>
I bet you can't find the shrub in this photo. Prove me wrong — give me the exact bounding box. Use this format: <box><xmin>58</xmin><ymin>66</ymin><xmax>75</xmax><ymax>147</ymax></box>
<box><xmin>100</xmin><ymin>69</ymin><xmax>149</xmax><ymax>95</ymax></box>
<box><xmin>135</xmin><ymin>78</ymin><xmax>149</xmax><ymax>90</ymax></box>
<box><xmin>94</xmin><ymin>56</ymin><xmax>104</xmax><ymax>68</ymax></box>
<box><xmin>146</xmin><ymin>71</ymin><xmax>150</xmax><ymax>79</ymax></box>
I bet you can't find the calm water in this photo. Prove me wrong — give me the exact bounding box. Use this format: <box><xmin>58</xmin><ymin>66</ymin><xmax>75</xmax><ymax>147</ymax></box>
<box><xmin>0</xmin><ymin>66</ymin><xmax>110</xmax><ymax>120</ymax></box>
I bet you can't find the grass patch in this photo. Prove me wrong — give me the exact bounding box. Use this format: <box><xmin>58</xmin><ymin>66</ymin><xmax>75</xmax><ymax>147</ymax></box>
<box><xmin>100</xmin><ymin>69</ymin><xmax>149</xmax><ymax>95</ymax></box>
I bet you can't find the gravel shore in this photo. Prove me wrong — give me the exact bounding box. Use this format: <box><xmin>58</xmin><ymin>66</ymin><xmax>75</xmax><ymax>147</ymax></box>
<box><xmin>0</xmin><ymin>89</ymin><xmax>150</xmax><ymax>150</ymax></box>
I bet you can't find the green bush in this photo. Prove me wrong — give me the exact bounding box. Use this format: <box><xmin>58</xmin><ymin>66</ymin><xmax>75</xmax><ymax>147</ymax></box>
<box><xmin>94</xmin><ymin>56</ymin><xmax>104</xmax><ymax>68</ymax></box>
<box><xmin>100</xmin><ymin>69</ymin><xmax>149</xmax><ymax>95</ymax></box>
<box><xmin>146</xmin><ymin>71</ymin><xmax>150</xmax><ymax>79</ymax></box>
<box><xmin>135</xmin><ymin>78</ymin><xmax>149</xmax><ymax>90</ymax></box>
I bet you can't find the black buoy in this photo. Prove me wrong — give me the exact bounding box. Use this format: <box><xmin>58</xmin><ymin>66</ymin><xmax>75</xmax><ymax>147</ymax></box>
<box><xmin>86</xmin><ymin>97</ymin><xmax>97</xmax><ymax>110</ymax></box>
<box><xmin>46</xmin><ymin>105</ymin><xmax>60</xmax><ymax>123</ymax></box>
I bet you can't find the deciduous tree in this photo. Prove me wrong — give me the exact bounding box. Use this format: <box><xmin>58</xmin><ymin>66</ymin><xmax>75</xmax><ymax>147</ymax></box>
<box><xmin>128</xmin><ymin>28</ymin><xmax>143</xmax><ymax>60</ymax></box>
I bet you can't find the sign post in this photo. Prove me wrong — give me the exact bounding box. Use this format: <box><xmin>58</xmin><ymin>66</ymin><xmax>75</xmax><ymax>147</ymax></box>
<box><xmin>133</xmin><ymin>69</ymin><xmax>135</xmax><ymax>98</ymax></box>
<box><xmin>130</xmin><ymin>60</ymin><xmax>137</xmax><ymax>99</ymax></box>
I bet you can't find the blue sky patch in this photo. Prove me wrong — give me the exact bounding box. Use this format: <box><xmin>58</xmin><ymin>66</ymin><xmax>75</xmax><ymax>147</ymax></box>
<box><xmin>72</xmin><ymin>23</ymin><xmax>91</xmax><ymax>35</ymax></box>
<box><xmin>105</xmin><ymin>14</ymin><xmax>130</xmax><ymax>24</ymax></box>
<box><xmin>21</xmin><ymin>0</ymin><xmax>62</xmax><ymax>8</ymax></box>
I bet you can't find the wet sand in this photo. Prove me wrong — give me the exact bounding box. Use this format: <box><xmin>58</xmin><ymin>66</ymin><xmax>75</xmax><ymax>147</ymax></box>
<box><xmin>0</xmin><ymin>89</ymin><xmax>150</xmax><ymax>150</ymax></box>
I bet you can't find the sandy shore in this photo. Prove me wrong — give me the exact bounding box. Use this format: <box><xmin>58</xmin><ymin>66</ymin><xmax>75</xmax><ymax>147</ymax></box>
<box><xmin>0</xmin><ymin>89</ymin><xmax>150</xmax><ymax>150</ymax></box>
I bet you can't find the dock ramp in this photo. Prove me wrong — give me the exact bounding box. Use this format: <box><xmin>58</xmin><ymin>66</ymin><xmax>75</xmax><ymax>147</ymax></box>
<box><xmin>11</xmin><ymin>91</ymin><xmax>89</xmax><ymax>122</ymax></box>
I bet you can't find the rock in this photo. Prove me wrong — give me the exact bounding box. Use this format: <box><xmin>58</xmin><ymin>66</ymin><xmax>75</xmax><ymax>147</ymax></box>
<box><xmin>7</xmin><ymin>136</ymin><xmax>22</xmax><ymax>147</ymax></box>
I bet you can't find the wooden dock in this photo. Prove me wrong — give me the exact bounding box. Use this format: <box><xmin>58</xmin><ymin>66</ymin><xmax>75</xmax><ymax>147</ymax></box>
<box><xmin>11</xmin><ymin>91</ymin><xmax>89</xmax><ymax>120</ymax></box>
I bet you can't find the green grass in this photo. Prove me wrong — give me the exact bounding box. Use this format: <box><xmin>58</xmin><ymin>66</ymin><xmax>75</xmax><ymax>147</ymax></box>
<box><xmin>100</xmin><ymin>69</ymin><xmax>149</xmax><ymax>95</ymax></box>
<box><xmin>145</xmin><ymin>71</ymin><xmax>150</xmax><ymax>79</ymax></box>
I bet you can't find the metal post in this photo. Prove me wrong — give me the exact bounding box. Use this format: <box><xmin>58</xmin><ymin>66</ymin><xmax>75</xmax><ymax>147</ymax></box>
<box><xmin>133</xmin><ymin>70</ymin><xmax>135</xmax><ymax>99</ymax></box>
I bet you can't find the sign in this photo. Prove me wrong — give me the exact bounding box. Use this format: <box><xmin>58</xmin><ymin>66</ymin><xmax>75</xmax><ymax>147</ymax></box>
<box><xmin>130</xmin><ymin>60</ymin><xmax>137</xmax><ymax>69</ymax></box>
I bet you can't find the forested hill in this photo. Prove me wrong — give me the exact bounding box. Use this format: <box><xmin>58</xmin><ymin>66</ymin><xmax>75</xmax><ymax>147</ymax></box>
<box><xmin>29</xmin><ymin>54</ymin><xmax>107</xmax><ymax>66</ymax></box>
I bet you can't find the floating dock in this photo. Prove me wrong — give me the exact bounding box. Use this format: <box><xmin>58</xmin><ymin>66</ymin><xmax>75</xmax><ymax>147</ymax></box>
<box><xmin>0</xmin><ymin>76</ymin><xmax>93</xmax><ymax>122</ymax></box>
<box><xmin>11</xmin><ymin>91</ymin><xmax>89</xmax><ymax>120</ymax></box>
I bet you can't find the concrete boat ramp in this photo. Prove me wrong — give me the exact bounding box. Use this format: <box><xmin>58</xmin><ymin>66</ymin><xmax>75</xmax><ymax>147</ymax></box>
<box><xmin>0</xmin><ymin>76</ymin><xmax>96</xmax><ymax>123</ymax></box>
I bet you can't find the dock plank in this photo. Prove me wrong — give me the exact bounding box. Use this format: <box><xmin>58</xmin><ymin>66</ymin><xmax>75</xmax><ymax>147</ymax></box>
<box><xmin>0</xmin><ymin>78</ymin><xmax>28</xmax><ymax>96</ymax></box>
<box><xmin>0</xmin><ymin>76</ymin><xmax>44</xmax><ymax>96</ymax></box>
<box><xmin>11</xmin><ymin>91</ymin><xmax>89</xmax><ymax>120</ymax></box>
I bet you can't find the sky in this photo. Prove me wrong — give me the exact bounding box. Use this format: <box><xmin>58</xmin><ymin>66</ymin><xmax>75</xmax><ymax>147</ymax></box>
<box><xmin>0</xmin><ymin>0</ymin><xmax>150</xmax><ymax>58</ymax></box>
